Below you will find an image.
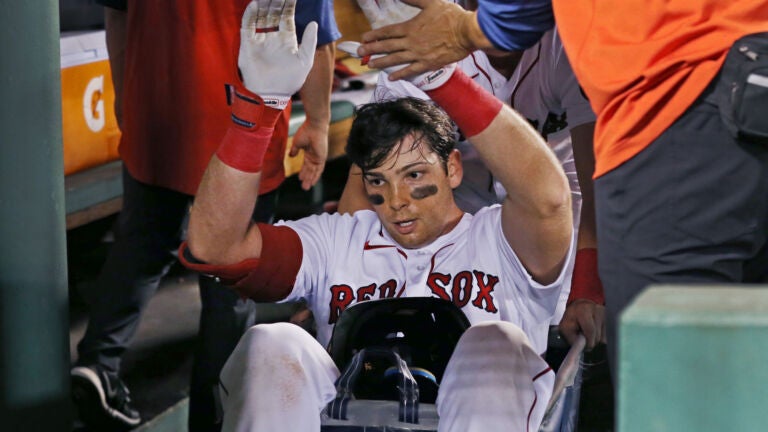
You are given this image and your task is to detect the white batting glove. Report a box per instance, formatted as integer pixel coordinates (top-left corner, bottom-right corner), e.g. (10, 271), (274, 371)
(344, 0), (456, 91)
(239, 0), (318, 109)
(358, 0), (421, 30)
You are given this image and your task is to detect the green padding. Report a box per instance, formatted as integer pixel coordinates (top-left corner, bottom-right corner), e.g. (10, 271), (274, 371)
(65, 160), (123, 214)
(289, 100), (356, 136)
(619, 286), (768, 432)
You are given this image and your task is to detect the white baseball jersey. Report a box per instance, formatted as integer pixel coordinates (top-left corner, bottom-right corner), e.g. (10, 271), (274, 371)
(375, 28), (594, 322)
(277, 205), (573, 355)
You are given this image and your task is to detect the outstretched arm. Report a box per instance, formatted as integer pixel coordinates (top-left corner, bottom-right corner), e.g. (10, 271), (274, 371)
(437, 81), (572, 284)
(356, 0), (552, 81)
(350, 0), (571, 283)
(186, 0), (317, 265)
(472, 104), (572, 285)
(420, 68), (572, 284)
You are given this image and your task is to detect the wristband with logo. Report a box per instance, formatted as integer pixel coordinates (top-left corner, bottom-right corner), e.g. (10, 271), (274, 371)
(215, 84), (288, 173)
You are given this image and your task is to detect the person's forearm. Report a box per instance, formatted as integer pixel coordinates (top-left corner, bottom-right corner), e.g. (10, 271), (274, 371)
(298, 42), (334, 131)
(188, 156), (265, 265)
(357, 0), (549, 80)
(291, 42), (335, 190)
(425, 70), (571, 282)
(425, 70), (569, 219)
(104, 7), (127, 127)
(572, 123), (598, 251)
(475, 107), (570, 222)
(464, 11), (496, 53)
(568, 122), (605, 305)
(186, 85), (287, 266)
(474, 106), (572, 283)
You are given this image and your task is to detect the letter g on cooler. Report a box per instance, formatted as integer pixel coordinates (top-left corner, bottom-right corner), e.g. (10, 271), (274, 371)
(83, 75), (105, 132)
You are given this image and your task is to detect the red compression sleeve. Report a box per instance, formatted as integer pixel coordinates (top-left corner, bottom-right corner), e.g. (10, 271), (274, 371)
(216, 84), (286, 173)
(567, 248), (605, 305)
(178, 224), (303, 302)
(425, 69), (504, 138)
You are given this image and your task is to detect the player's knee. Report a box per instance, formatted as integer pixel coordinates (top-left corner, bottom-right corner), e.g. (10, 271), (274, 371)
(459, 321), (528, 349)
(447, 322), (534, 375)
(240, 322), (308, 351)
(225, 323), (313, 389)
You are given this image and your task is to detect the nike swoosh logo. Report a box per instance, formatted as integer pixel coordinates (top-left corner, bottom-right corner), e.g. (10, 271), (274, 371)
(364, 241), (407, 259)
(364, 241), (394, 250)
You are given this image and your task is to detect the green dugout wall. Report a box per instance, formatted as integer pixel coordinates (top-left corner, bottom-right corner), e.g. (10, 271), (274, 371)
(0, 1), (71, 429)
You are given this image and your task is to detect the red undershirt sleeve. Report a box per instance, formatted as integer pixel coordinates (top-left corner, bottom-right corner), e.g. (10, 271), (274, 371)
(178, 224), (303, 302)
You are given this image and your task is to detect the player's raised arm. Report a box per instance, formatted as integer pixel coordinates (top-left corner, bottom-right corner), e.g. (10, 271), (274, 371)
(426, 69), (572, 284)
(356, 0), (553, 81)
(355, 0), (490, 81)
(351, 0), (571, 283)
(185, 0), (317, 266)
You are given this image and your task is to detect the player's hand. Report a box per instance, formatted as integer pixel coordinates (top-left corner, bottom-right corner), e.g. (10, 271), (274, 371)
(338, 40), (457, 91)
(290, 121), (328, 190)
(559, 299), (606, 351)
(355, 0), (475, 81)
(238, 0), (318, 108)
(340, 0), (459, 92)
(358, 0), (421, 30)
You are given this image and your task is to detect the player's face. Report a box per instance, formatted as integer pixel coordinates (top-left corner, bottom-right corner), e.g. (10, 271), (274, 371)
(362, 134), (464, 249)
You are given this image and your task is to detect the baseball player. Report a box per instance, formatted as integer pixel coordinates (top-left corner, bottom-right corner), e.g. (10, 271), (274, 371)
(338, 0), (602, 344)
(180, 0), (573, 430)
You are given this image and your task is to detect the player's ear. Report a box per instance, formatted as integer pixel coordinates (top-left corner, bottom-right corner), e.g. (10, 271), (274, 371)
(447, 149), (463, 189)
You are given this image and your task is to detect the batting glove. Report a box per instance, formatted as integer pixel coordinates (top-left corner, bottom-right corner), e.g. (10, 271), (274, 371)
(216, 0), (317, 173)
(338, 0), (456, 92)
(238, 0), (318, 109)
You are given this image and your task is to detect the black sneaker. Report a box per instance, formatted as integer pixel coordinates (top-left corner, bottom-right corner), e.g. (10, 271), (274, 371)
(71, 365), (141, 429)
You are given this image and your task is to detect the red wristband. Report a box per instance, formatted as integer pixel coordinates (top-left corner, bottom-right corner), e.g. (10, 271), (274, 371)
(215, 84), (285, 173)
(567, 248), (605, 305)
(425, 69), (504, 138)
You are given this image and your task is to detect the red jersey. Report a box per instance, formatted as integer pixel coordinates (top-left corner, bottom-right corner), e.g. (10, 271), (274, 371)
(553, 0), (768, 178)
(120, 1), (288, 195)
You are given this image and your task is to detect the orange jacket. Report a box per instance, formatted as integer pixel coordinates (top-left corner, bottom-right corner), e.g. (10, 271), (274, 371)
(554, 0), (768, 178)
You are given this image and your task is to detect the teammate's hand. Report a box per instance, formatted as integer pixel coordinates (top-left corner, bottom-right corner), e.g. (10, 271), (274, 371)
(338, 40), (457, 92)
(341, 0), (459, 91)
(290, 121), (328, 190)
(238, 0), (318, 108)
(559, 299), (606, 350)
(355, 0), (476, 81)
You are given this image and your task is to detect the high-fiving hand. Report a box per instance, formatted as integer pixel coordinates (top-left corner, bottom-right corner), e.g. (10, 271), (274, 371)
(238, 0), (317, 108)
(340, 0), (457, 91)
(355, 0), (476, 81)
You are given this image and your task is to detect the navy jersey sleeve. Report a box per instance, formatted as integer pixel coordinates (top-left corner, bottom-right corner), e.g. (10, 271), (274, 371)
(95, 0), (127, 10)
(296, 0), (341, 46)
(477, 0), (554, 51)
